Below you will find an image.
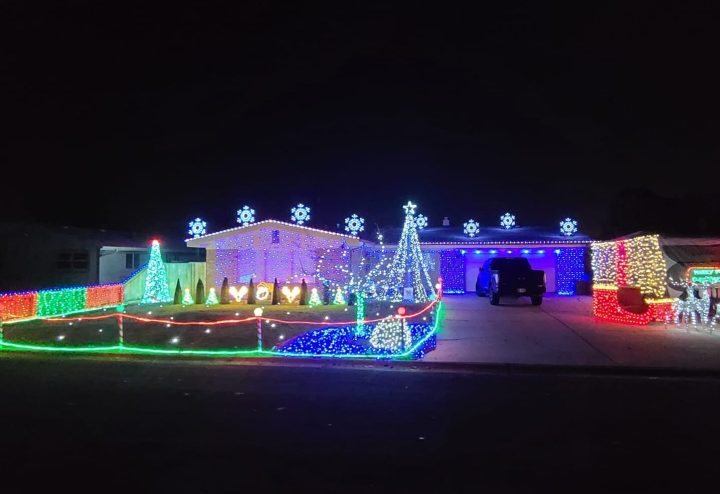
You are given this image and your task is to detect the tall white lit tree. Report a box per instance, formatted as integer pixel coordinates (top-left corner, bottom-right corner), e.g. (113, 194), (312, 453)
(141, 240), (172, 304)
(383, 202), (435, 302)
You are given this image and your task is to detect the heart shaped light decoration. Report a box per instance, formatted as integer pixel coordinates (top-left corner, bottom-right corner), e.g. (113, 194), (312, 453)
(282, 286), (301, 303)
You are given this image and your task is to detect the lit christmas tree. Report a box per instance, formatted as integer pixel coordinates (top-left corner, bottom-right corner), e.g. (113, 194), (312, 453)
(308, 287), (322, 306)
(333, 286), (346, 305)
(370, 315), (411, 352)
(141, 240), (172, 304)
(383, 202), (435, 302)
(181, 288), (194, 305)
(205, 287), (220, 305)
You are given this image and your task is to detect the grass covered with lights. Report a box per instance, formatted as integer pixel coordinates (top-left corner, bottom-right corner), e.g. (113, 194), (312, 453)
(1, 300), (434, 356)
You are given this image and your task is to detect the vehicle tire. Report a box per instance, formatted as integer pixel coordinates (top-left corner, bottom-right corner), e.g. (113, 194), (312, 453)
(490, 292), (500, 305)
(476, 287), (486, 297)
(531, 296), (542, 306)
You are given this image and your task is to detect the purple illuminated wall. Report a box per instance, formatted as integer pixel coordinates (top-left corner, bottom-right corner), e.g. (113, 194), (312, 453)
(439, 250), (466, 293)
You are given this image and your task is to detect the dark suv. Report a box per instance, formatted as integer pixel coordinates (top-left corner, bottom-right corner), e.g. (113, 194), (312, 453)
(476, 257), (546, 306)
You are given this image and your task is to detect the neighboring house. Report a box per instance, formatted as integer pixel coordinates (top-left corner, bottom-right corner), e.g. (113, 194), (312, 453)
(0, 222), (204, 292)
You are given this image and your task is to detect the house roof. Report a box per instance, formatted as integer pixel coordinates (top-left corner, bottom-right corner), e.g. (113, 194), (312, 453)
(185, 219), (366, 248)
(378, 226), (592, 246)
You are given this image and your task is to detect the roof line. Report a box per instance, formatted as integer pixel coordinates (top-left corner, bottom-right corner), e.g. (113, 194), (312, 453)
(185, 219), (364, 243)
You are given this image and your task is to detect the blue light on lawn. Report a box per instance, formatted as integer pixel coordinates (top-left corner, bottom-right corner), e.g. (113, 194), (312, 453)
(474, 250), (482, 254)
(507, 250), (513, 254)
(522, 249), (530, 254)
(489, 249), (497, 254)
(538, 250), (545, 254)
(460, 250), (467, 255)
(554, 249), (561, 254)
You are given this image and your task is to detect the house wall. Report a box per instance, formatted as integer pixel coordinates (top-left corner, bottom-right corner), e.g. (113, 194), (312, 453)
(123, 261), (206, 304)
(99, 249), (147, 284)
(434, 246), (588, 295)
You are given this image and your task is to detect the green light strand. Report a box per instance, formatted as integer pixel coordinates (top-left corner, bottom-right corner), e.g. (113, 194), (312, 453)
(0, 303), (443, 360)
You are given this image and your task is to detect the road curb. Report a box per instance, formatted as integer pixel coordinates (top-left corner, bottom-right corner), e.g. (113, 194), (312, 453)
(3, 350), (720, 379)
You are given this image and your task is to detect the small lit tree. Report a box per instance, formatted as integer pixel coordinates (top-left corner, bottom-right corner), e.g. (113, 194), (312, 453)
(141, 240), (172, 304)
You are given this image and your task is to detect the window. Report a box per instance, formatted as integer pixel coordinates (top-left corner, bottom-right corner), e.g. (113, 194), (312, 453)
(57, 251), (89, 271)
(271, 230), (280, 244)
(125, 252), (141, 269)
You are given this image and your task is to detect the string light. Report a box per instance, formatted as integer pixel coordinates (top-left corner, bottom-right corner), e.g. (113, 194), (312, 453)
(559, 218), (578, 236)
(281, 286), (301, 303)
(415, 214), (428, 230)
(309, 288), (322, 306)
(188, 218), (207, 238)
(333, 287), (346, 305)
(591, 234), (669, 324)
(369, 314), (412, 351)
(205, 288), (219, 305)
(291, 203), (311, 225)
(500, 212), (516, 229)
(344, 214), (365, 236)
(236, 206), (255, 226)
(463, 220), (480, 237)
(141, 240), (172, 304)
(181, 288), (194, 305)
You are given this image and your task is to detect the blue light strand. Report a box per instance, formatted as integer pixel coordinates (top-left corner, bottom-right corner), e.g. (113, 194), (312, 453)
(556, 248), (586, 295)
(439, 250), (465, 294)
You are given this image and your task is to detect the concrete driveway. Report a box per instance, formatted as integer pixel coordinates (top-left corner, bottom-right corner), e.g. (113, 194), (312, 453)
(428, 294), (720, 369)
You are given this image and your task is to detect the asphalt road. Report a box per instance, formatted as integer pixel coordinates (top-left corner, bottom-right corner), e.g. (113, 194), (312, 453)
(1, 355), (719, 493)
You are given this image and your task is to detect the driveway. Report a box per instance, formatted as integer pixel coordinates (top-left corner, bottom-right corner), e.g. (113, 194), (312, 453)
(428, 294), (720, 369)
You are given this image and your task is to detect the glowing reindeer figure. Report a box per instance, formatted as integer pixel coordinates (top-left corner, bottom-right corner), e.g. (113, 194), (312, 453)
(696, 285), (712, 326)
(672, 281), (700, 326)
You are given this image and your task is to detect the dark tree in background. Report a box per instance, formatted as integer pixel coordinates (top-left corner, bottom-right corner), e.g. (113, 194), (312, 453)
(247, 278), (256, 304)
(271, 278), (279, 305)
(220, 277), (230, 304)
(322, 281), (330, 305)
(299, 279), (308, 305)
(173, 279), (182, 305)
(195, 279), (205, 305)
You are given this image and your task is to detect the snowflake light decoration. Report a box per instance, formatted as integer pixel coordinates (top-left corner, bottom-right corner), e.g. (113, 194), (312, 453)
(237, 205), (255, 226)
(559, 217), (578, 236)
(187, 218), (207, 238)
(291, 203), (311, 225)
(344, 214), (365, 236)
(500, 212), (516, 229)
(463, 219), (480, 237)
(415, 214), (428, 230)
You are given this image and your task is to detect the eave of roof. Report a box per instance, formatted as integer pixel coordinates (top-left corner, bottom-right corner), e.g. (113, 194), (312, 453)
(185, 219), (367, 247)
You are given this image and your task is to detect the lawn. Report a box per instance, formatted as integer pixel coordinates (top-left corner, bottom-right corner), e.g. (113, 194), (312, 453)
(1, 300), (432, 352)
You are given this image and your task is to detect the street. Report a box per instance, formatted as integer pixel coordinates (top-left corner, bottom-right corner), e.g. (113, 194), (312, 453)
(1, 354), (719, 493)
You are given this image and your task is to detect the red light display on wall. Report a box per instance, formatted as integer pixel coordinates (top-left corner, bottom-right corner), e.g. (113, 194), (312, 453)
(0, 292), (38, 322)
(85, 284), (124, 309)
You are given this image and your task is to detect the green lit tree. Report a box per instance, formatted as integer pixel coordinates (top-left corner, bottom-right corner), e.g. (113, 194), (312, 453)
(141, 240), (172, 304)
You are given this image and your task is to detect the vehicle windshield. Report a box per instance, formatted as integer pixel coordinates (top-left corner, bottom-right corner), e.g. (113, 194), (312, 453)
(491, 258), (532, 271)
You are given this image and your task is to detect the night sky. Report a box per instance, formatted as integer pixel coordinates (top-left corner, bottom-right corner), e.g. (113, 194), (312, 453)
(3, 2), (719, 239)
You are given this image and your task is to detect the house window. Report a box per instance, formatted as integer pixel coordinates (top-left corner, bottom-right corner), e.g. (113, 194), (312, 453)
(57, 251), (89, 271)
(272, 230), (280, 244)
(125, 252), (142, 269)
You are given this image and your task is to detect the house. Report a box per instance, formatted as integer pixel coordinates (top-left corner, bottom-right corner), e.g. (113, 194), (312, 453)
(381, 225), (591, 295)
(0, 222), (204, 292)
(185, 220), (367, 290)
(185, 218), (591, 296)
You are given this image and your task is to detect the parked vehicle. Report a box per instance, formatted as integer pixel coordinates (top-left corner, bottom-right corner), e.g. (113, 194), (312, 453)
(476, 257), (546, 306)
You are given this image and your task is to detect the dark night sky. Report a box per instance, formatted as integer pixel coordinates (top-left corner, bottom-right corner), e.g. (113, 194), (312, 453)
(2, 1), (719, 239)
